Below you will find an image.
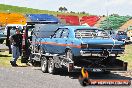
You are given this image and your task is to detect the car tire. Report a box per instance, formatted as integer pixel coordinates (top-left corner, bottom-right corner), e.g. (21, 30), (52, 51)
(41, 56), (48, 73)
(0, 40), (4, 44)
(48, 57), (56, 74)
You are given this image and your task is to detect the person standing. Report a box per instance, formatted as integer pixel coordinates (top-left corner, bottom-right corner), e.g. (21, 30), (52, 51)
(9, 28), (22, 66)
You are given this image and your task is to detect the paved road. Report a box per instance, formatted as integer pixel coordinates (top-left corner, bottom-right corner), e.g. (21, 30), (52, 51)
(0, 67), (132, 88)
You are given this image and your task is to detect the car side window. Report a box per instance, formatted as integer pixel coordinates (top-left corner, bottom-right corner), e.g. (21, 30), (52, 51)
(54, 29), (63, 38)
(61, 29), (69, 38)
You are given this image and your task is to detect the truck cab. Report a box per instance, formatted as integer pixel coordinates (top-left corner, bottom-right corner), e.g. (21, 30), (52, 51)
(5, 24), (26, 54)
(21, 14), (60, 63)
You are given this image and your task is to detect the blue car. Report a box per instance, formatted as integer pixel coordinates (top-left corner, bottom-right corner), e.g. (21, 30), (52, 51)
(32, 25), (125, 58)
(115, 31), (128, 43)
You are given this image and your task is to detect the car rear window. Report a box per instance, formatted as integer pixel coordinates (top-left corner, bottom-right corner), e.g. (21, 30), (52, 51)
(75, 29), (94, 38)
(75, 29), (109, 38)
(118, 31), (127, 35)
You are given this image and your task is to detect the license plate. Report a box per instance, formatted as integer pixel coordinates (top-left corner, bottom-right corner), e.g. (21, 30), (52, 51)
(92, 69), (102, 72)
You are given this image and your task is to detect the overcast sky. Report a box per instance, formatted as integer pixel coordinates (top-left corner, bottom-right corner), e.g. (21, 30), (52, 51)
(0, 0), (132, 16)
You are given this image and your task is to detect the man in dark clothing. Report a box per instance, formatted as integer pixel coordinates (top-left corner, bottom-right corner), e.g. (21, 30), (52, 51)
(9, 28), (22, 66)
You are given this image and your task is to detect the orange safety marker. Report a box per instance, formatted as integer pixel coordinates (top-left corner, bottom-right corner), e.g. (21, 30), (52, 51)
(78, 67), (131, 86)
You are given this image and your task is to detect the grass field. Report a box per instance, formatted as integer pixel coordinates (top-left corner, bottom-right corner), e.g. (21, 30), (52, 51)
(0, 51), (11, 67)
(0, 44), (132, 70)
(119, 44), (132, 69)
(0, 51), (26, 67)
(0, 4), (88, 17)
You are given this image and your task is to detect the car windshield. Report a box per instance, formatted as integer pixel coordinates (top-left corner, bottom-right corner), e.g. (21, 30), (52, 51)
(117, 31), (127, 35)
(8, 26), (18, 35)
(75, 29), (109, 38)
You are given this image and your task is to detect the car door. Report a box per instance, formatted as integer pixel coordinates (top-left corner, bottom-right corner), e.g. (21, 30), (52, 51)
(50, 28), (63, 53)
(58, 28), (69, 54)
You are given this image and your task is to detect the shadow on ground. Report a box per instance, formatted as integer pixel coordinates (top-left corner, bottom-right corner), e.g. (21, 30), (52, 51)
(32, 67), (132, 80)
(0, 54), (11, 57)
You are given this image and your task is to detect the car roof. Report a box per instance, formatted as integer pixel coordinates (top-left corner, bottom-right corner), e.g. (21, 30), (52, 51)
(59, 25), (100, 30)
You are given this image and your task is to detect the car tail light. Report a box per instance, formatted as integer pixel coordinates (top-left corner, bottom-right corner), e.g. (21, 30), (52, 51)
(81, 43), (88, 49)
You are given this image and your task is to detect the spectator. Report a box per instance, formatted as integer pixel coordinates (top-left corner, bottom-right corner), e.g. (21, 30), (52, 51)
(9, 28), (22, 66)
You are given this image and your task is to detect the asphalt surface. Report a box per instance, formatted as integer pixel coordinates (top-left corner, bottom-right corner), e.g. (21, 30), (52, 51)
(0, 67), (132, 88)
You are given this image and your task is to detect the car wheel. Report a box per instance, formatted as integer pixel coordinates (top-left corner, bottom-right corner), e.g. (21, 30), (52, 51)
(41, 56), (48, 73)
(48, 57), (56, 74)
(0, 40), (4, 44)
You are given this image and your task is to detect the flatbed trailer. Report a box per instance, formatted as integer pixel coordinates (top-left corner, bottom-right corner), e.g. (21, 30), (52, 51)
(20, 15), (127, 74)
(28, 46), (127, 74)
(22, 32), (127, 74)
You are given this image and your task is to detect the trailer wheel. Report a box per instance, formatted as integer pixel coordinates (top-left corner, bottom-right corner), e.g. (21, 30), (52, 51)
(30, 54), (40, 67)
(65, 49), (73, 60)
(41, 56), (48, 73)
(30, 60), (38, 66)
(48, 57), (56, 74)
(0, 39), (4, 44)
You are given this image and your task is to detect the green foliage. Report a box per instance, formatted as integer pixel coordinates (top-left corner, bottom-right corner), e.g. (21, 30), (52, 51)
(127, 26), (132, 30)
(100, 15), (131, 30)
(0, 51), (26, 67)
(119, 45), (132, 69)
(59, 7), (68, 12)
(0, 51), (12, 67)
(0, 4), (88, 17)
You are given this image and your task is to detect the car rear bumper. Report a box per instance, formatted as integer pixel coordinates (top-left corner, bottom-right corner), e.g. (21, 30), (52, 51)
(80, 49), (124, 56)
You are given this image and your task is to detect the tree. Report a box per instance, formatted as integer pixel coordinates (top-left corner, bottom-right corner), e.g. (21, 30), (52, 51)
(59, 7), (64, 12)
(81, 11), (86, 14)
(110, 14), (119, 16)
(70, 11), (75, 13)
(63, 7), (68, 12)
(59, 7), (68, 12)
